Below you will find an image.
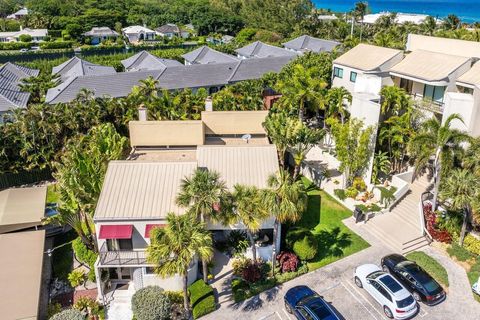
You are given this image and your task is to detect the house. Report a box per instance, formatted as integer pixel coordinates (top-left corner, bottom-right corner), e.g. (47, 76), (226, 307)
(121, 50), (182, 71)
(235, 41), (297, 59)
(0, 62), (39, 115)
(283, 35), (339, 54)
(52, 57), (116, 82)
(83, 27), (119, 45)
(0, 230), (46, 320)
(181, 46), (238, 65)
(0, 28), (48, 42)
(362, 12), (433, 25)
(122, 26), (156, 43)
(45, 52), (294, 103)
(6, 7), (28, 20)
(94, 110), (278, 304)
(317, 14), (338, 21)
(155, 24), (190, 39)
(206, 35), (234, 45)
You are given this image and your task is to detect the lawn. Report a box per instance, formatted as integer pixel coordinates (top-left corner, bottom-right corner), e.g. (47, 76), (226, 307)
(405, 251), (449, 287)
(294, 179), (370, 271)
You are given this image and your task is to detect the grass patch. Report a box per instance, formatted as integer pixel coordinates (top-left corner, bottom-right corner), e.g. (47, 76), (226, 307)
(294, 179), (370, 270)
(405, 251), (449, 287)
(447, 243), (475, 262)
(47, 184), (61, 203)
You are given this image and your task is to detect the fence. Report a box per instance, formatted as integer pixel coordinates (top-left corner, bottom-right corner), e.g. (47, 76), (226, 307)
(0, 169), (52, 190)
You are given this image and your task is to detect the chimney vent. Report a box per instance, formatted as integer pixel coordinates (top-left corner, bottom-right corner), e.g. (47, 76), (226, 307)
(205, 96), (213, 112)
(138, 104), (147, 121)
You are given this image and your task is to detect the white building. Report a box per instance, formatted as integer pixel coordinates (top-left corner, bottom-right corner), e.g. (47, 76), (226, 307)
(362, 12), (433, 25)
(122, 26), (156, 43)
(6, 8), (28, 20)
(0, 28), (48, 42)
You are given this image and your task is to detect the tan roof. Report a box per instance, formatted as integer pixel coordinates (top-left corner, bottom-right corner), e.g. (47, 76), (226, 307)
(129, 120), (204, 148)
(390, 50), (471, 84)
(201, 111), (268, 135)
(457, 62), (480, 87)
(407, 34), (480, 59)
(333, 44), (402, 72)
(0, 230), (45, 320)
(94, 161), (197, 220)
(197, 145), (279, 189)
(0, 187), (46, 234)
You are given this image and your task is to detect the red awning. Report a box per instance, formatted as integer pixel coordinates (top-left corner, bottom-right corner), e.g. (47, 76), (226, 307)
(145, 224), (166, 238)
(99, 225), (133, 239)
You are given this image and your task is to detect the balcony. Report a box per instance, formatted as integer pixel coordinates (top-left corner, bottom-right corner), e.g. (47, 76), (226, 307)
(410, 93), (444, 114)
(99, 242), (148, 266)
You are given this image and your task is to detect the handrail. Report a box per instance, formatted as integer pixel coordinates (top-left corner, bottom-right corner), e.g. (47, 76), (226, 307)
(99, 242), (147, 265)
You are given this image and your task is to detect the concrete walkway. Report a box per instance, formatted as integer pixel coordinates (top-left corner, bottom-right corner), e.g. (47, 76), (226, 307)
(211, 250), (235, 304)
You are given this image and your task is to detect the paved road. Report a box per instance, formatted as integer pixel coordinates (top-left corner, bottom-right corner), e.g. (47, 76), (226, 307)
(204, 219), (480, 320)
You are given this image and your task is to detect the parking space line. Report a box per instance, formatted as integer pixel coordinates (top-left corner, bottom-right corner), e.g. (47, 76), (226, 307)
(341, 279), (383, 320)
(282, 308), (292, 320)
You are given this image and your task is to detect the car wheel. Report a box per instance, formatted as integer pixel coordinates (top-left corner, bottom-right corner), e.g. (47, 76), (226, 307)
(354, 276), (363, 288)
(413, 291), (422, 301)
(285, 301), (293, 314)
(382, 264), (389, 273)
(384, 306), (394, 319)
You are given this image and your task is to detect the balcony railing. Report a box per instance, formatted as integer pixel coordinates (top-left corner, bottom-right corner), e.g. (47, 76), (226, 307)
(99, 242), (148, 266)
(410, 93), (444, 114)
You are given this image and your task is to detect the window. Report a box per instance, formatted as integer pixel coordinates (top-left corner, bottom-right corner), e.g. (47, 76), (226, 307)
(144, 267), (156, 275)
(377, 286), (393, 302)
(399, 78), (413, 93)
(296, 307), (314, 320)
(106, 238), (133, 251)
(350, 71), (357, 83)
(423, 85), (446, 103)
(333, 67), (343, 79)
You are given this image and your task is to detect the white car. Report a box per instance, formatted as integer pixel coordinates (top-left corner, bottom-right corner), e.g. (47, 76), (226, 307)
(354, 264), (418, 319)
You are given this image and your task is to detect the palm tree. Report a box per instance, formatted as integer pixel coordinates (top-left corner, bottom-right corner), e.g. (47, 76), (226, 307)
(231, 185), (270, 261)
(408, 114), (469, 210)
(326, 87), (352, 124)
(421, 16), (437, 35)
(463, 137), (480, 177)
(264, 169), (307, 274)
(440, 169), (480, 246)
(176, 168), (227, 282)
(289, 126), (325, 180)
(443, 14), (461, 30)
(380, 86), (410, 115)
(372, 151), (391, 184)
(147, 212), (213, 317)
(275, 64), (327, 120)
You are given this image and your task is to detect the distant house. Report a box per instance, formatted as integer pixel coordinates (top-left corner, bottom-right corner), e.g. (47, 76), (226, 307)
(52, 57), (116, 82)
(0, 62), (39, 115)
(6, 7), (28, 20)
(83, 27), (119, 45)
(362, 12), (433, 25)
(0, 28), (48, 43)
(182, 46), (238, 65)
(122, 26), (156, 43)
(121, 50), (182, 71)
(283, 35), (340, 54)
(206, 35), (234, 45)
(235, 41), (297, 59)
(317, 14), (338, 21)
(155, 24), (190, 39)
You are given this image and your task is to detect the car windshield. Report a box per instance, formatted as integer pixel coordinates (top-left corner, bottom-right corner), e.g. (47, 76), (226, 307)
(306, 299), (334, 319)
(367, 271), (384, 280)
(403, 263), (441, 292)
(396, 295), (415, 308)
(379, 275), (403, 293)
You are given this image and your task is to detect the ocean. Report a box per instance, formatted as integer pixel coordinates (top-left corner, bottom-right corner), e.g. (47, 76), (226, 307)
(313, 0), (480, 23)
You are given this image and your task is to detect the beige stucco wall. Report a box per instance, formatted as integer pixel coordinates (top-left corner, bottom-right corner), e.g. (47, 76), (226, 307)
(129, 121), (204, 147)
(201, 111), (268, 135)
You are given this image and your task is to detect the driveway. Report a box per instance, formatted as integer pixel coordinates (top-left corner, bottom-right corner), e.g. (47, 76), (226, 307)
(203, 219), (480, 320)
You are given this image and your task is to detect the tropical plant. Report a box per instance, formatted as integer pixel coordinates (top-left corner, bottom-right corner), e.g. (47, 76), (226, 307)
(73, 297), (102, 319)
(230, 185), (270, 261)
(379, 86), (411, 116)
(408, 113), (469, 209)
(263, 169), (307, 274)
(326, 87), (352, 124)
(131, 286), (172, 320)
(147, 212), (213, 317)
(176, 168), (227, 282)
(68, 269), (86, 288)
(440, 169), (480, 246)
(289, 125), (325, 180)
(20, 73), (59, 103)
(463, 137), (480, 177)
(443, 14), (461, 30)
(276, 251), (300, 273)
(372, 151), (391, 184)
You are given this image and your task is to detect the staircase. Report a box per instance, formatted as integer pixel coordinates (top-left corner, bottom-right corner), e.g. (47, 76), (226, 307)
(361, 175), (431, 254)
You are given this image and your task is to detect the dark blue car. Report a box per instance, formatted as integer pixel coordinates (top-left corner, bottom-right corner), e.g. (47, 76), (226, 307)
(284, 286), (341, 320)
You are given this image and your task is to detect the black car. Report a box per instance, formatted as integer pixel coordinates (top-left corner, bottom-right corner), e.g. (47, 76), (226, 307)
(381, 254), (445, 305)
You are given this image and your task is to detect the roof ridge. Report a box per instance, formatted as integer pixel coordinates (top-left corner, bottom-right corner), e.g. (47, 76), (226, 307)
(47, 76), (79, 103)
(227, 59), (243, 82)
(301, 35), (309, 49)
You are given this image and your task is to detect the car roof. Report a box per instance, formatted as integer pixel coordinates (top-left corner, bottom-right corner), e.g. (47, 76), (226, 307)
(303, 296), (339, 320)
(285, 285), (316, 306)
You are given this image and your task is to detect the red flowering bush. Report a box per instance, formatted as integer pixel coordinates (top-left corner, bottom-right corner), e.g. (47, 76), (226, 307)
(241, 262), (263, 283)
(277, 252), (299, 273)
(423, 203), (452, 243)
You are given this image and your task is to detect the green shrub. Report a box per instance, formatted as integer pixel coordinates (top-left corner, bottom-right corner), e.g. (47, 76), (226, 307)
(72, 237), (98, 281)
(232, 256), (251, 276)
(0, 42), (31, 50)
(192, 295), (216, 319)
(19, 34), (32, 42)
(464, 234), (480, 256)
(131, 286), (171, 320)
(231, 278), (248, 291)
(226, 230), (249, 254)
(345, 187), (359, 199)
(292, 233), (318, 261)
(40, 41), (75, 49)
(275, 264), (308, 283)
(163, 291), (183, 304)
(49, 309), (85, 320)
(447, 243), (475, 262)
(334, 188), (346, 200)
(352, 177), (366, 191)
(68, 269), (86, 287)
(47, 302), (62, 318)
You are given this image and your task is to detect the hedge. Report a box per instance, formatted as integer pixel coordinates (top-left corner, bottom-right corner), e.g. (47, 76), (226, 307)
(49, 309), (85, 320)
(188, 280), (216, 319)
(0, 42), (31, 50)
(40, 41), (75, 49)
(131, 286), (171, 320)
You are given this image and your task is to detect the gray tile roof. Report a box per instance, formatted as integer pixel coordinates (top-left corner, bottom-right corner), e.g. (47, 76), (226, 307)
(45, 70), (162, 104)
(0, 62), (39, 111)
(283, 35), (340, 53)
(182, 46), (238, 64)
(228, 56), (295, 82)
(52, 57), (116, 81)
(121, 51), (182, 71)
(155, 24), (182, 34)
(83, 27), (119, 37)
(235, 41), (297, 58)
